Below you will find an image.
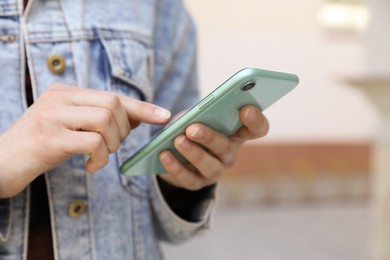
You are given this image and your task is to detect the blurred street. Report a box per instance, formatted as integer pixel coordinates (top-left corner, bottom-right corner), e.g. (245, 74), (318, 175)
(162, 203), (370, 260)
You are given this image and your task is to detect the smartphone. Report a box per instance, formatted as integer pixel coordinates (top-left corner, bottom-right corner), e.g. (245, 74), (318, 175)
(120, 67), (299, 176)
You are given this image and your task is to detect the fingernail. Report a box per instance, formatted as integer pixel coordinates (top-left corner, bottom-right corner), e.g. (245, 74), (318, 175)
(155, 107), (171, 120)
(179, 136), (192, 150)
(191, 126), (204, 139)
(245, 108), (257, 121)
(161, 152), (173, 165)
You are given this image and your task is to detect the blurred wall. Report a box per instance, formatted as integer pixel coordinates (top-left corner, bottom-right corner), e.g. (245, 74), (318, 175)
(185, 0), (379, 143)
(366, 0), (390, 74)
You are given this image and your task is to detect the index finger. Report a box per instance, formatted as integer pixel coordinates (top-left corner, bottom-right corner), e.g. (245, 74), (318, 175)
(118, 95), (171, 125)
(51, 84), (171, 126)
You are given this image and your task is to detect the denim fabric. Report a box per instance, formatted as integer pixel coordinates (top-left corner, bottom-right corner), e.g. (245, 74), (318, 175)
(0, 0), (215, 259)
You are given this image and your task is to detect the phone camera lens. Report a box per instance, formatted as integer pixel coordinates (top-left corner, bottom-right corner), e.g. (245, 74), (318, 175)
(242, 82), (256, 91)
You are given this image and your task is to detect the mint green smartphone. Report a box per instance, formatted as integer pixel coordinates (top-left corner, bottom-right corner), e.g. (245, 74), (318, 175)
(120, 68), (299, 176)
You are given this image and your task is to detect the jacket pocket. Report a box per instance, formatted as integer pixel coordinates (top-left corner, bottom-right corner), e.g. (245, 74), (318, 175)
(116, 123), (152, 200)
(101, 38), (154, 102)
(101, 37), (154, 199)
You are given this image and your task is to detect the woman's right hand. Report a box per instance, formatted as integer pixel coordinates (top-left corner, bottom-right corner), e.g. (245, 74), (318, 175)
(0, 83), (171, 198)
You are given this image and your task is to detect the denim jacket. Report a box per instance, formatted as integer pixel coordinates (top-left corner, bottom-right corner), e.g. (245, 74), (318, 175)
(0, 0), (215, 259)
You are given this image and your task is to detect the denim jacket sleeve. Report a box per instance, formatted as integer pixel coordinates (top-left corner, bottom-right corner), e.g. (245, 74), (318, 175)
(150, 177), (216, 243)
(149, 2), (216, 243)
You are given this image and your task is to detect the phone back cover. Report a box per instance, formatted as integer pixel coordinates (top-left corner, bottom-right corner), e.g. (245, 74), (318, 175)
(120, 68), (299, 176)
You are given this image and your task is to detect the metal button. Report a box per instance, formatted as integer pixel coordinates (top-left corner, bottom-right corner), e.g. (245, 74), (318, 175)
(0, 34), (16, 43)
(47, 54), (66, 74)
(68, 199), (86, 218)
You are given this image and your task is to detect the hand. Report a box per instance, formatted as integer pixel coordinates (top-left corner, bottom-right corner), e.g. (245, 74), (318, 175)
(0, 83), (171, 198)
(158, 105), (269, 191)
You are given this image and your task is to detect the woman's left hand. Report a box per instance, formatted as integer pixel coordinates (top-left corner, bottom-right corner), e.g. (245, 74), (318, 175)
(158, 105), (269, 191)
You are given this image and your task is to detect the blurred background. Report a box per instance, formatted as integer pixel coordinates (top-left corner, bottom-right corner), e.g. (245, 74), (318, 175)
(162, 0), (390, 259)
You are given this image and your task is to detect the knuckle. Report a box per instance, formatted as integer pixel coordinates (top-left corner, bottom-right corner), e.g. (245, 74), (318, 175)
(40, 84), (69, 103)
(48, 82), (66, 90)
(104, 93), (121, 110)
(98, 155), (109, 168)
(225, 159), (235, 168)
(139, 101), (150, 111)
(89, 134), (105, 151)
(109, 139), (121, 153)
(219, 140), (232, 155)
(203, 128), (215, 143)
(90, 155), (108, 172)
(122, 123), (131, 139)
(97, 109), (114, 126)
(166, 160), (182, 176)
(119, 121), (131, 140)
(170, 167), (181, 177)
(136, 101), (147, 113)
(191, 149), (205, 165)
(208, 162), (224, 180)
(223, 154), (236, 168)
(40, 89), (57, 102)
(195, 125), (214, 145)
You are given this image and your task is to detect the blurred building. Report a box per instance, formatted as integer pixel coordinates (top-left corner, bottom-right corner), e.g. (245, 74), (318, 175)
(221, 142), (370, 206)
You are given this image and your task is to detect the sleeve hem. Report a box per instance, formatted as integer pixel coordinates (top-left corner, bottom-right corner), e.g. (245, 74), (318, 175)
(150, 175), (216, 241)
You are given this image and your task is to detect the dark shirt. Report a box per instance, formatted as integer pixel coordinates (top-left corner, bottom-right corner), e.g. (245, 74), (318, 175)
(24, 0), (54, 259)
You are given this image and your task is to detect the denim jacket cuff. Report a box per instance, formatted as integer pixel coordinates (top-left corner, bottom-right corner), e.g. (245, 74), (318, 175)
(150, 175), (217, 243)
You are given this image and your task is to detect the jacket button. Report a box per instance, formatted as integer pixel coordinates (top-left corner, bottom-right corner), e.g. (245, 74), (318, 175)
(47, 54), (66, 74)
(0, 34), (16, 43)
(68, 199), (87, 218)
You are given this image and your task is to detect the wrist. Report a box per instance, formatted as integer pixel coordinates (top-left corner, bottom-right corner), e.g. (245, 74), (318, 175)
(0, 134), (36, 198)
(157, 176), (216, 222)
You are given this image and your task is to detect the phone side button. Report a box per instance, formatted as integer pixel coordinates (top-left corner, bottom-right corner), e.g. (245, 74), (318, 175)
(198, 95), (215, 110)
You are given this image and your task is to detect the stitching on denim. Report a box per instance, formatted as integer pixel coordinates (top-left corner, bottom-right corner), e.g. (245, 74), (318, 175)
(119, 176), (148, 200)
(0, 10), (18, 15)
(22, 6), (39, 103)
(45, 173), (60, 260)
(20, 18), (28, 111)
(85, 170), (95, 260)
(22, 190), (29, 260)
(156, 14), (191, 90)
(0, 3), (17, 12)
(57, 0), (79, 88)
(100, 38), (153, 101)
(133, 196), (145, 260)
(57, 0), (70, 34)
(105, 55), (149, 201)
(27, 29), (152, 47)
(80, 0), (85, 31)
